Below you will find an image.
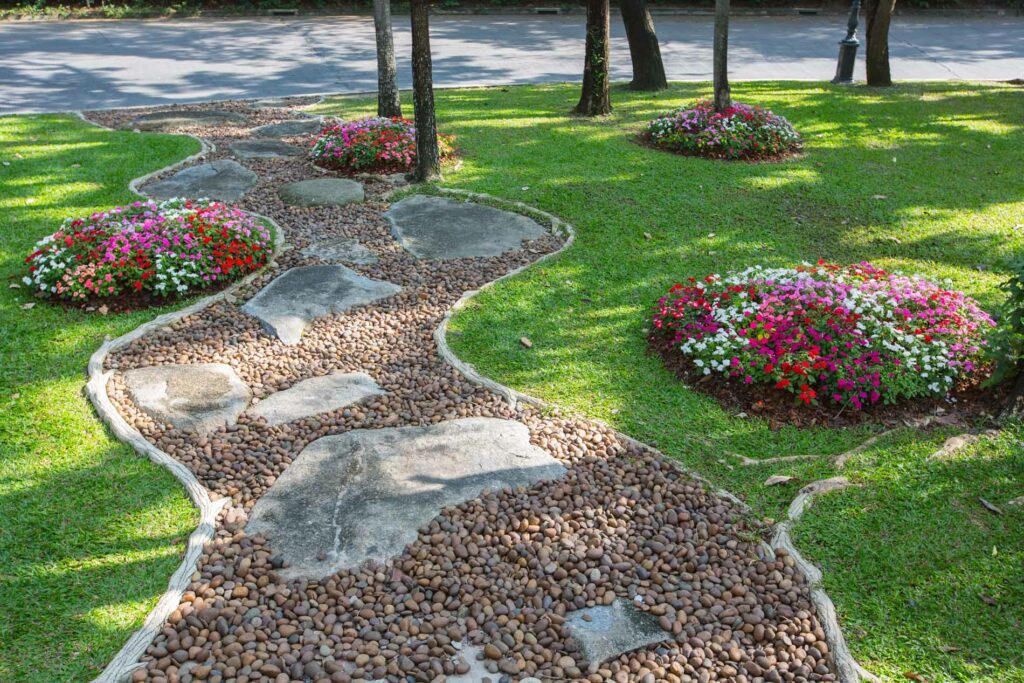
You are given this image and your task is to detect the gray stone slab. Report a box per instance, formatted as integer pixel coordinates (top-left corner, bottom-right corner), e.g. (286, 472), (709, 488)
(253, 118), (322, 137)
(278, 178), (364, 207)
(123, 363), (251, 435)
(245, 371), (384, 426)
(248, 98), (315, 112)
(565, 600), (669, 667)
(229, 139), (303, 159)
(385, 194), (547, 260)
(241, 265), (401, 345)
(128, 109), (247, 131)
(140, 159), (257, 202)
(301, 237), (378, 266)
(246, 417), (566, 578)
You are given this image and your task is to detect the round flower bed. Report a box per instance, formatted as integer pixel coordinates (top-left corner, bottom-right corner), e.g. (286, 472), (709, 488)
(310, 117), (455, 174)
(651, 262), (995, 417)
(643, 101), (801, 161)
(23, 199), (270, 305)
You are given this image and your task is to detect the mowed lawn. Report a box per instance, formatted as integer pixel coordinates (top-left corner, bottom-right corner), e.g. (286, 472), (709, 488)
(317, 82), (1024, 682)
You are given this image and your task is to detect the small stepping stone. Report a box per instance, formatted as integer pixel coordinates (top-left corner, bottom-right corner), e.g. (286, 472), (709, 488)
(229, 139), (303, 160)
(253, 119), (322, 138)
(245, 372), (384, 426)
(123, 363), (251, 435)
(140, 159), (257, 202)
(301, 237), (378, 265)
(385, 194), (547, 260)
(128, 109), (247, 131)
(278, 178), (364, 207)
(241, 265), (401, 345)
(248, 98), (314, 112)
(246, 417), (566, 578)
(564, 600), (669, 666)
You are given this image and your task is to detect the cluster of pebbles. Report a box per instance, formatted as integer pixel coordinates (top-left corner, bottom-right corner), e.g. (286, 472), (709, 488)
(90, 101), (836, 683)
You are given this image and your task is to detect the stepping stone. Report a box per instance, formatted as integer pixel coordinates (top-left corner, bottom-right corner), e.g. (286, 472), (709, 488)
(245, 372), (384, 426)
(128, 109), (247, 131)
(140, 160), (257, 202)
(385, 194), (547, 260)
(123, 363), (251, 435)
(301, 237), (378, 265)
(564, 600), (669, 667)
(241, 265), (400, 345)
(246, 417), (566, 578)
(278, 178), (364, 207)
(253, 119), (322, 138)
(229, 139), (304, 160)
(248, 98), (314, 112)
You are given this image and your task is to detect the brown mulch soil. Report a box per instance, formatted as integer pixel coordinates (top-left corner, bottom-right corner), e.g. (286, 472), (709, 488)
(633, 132), (804, 164)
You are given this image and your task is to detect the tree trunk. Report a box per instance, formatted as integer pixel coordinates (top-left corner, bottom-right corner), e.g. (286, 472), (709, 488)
(373, 0), (402, 117)
(410, 0), (441, 182)
(713, 0), (731, 112)
(1000, 371), (1024, 422)
(621, 0), (667, 91)
(864, 0), (897, 86)
(574, 0), (612, 116)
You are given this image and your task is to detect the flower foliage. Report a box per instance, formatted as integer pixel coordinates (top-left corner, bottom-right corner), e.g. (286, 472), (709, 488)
(645, 101), (801, 160)
(310, 117), (454, 173)
(24, 199), (270, 301)
(652, 262), (995, 409)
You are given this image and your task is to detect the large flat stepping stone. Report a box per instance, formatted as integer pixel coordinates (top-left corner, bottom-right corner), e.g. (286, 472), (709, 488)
(278, 178), (364, 207)
(253, 119), (322, 137)
(301, 237), (378, 265)
(246, 417), (566, 579)
(140, 160), (257, 202)
(229, 139), (303, 160)
(245, 372), (384, 426)
(241, 265), (400, 345)
(565, 600), (669, 667)
(123, 363), (251, 435)
(129, 109), (247, 131)
(385, 194), (547, 260)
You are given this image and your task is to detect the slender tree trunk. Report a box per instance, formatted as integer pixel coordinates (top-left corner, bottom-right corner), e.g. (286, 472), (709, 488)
(621, 0), (667, 91)
(574, 0), (612, 116)
(864, 0), (897, 86)
(713, 0), (731, 112)
(410, 0), (440, 182)
(373, 0), (402, 117)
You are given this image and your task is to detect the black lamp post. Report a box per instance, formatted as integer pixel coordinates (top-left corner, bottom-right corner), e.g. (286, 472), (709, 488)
(831, 0), (862, 84)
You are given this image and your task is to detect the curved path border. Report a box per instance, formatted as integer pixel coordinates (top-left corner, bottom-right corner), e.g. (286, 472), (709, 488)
(73, 109), (874, 683)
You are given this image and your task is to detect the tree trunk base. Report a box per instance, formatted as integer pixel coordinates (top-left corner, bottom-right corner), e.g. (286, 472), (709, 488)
(999, 371), (1024, 422)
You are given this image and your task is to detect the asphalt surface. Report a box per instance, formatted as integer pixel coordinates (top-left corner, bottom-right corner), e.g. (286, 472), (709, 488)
(0, 14), (1021, 114)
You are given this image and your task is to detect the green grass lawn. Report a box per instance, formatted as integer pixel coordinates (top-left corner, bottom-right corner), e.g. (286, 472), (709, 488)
(0, 114), (199, 682)
(316, 82), (1024, 682)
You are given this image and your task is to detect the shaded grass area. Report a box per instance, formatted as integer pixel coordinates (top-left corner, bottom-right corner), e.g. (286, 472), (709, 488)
(0, 114), (199, 682)
(316, 82), (1024, 682)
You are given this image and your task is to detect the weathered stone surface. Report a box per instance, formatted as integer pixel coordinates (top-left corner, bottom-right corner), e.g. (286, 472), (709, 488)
(245, 372), (384, 426)
(229, 139), (303, 159)
(278, 178), (364, 207)
(128, 109), (247, 131)
(140, 160), (257, 202)
(248, 98), (315, 112)
(253, 118), (322, 137)
(385, 194), (547, 260)
(123, 363), (251, 435)
(301, 237), (378, 265)
(241, 265), (401, 345)
(246, 418), (566, 578)
(564, 600), (668, 666)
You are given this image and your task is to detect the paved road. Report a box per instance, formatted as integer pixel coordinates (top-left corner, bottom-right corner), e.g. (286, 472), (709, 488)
(0, 15), (1021, 114)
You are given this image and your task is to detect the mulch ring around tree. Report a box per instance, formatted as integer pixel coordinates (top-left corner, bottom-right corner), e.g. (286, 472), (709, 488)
(90, 100), (839, 682)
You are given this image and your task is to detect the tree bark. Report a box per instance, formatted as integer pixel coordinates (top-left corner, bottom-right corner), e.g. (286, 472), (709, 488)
(574, 0), (612, 116)
(713, 0), (731, 112)
(410, 0), (441, 182)
(620, 0), (667, 91)
(864, 0), (897, 86)
(373, 0), (402, 117)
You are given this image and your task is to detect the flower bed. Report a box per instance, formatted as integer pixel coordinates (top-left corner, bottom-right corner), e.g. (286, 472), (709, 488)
(643, 101), (801, 161)
(310, 117), (455, 174)
(24, 199), (270, 305)
(651, 262), (995, 414)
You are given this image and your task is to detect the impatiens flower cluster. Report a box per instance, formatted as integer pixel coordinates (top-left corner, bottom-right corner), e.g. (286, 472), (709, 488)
(310, 117), (454, 174)
(652, 262), (995, 409)
(645, 101), (801, 160)
(24, 199), (270, 302)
